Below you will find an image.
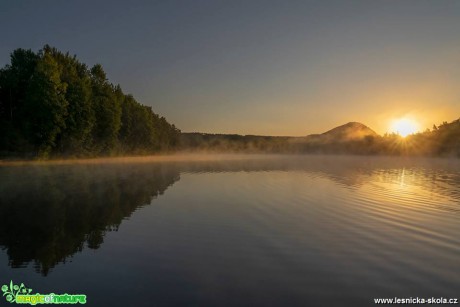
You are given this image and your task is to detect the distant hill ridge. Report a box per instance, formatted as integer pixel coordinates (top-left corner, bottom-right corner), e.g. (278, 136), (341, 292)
(312, 122), (378, 141)
(305, 122), (377, 143)
(177, 119), (460, 156)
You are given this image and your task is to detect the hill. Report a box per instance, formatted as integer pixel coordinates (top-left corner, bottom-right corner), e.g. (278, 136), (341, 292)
(307, 122), (378, 142)
(179, 122), (380, 153)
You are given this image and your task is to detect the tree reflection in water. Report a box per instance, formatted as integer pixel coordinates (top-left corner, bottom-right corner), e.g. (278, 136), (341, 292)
(0, 162), (180, 275)
(1, 155), (459, 276)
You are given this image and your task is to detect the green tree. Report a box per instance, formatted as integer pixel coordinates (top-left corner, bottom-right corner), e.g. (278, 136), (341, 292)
(0, 49), (39, 152)
(0, 45), (180, 158)
(24, 50), (68, 157)
(90, 64), (121, 155)
(43, 46), (94, 155)
(119, 94), (155, 153)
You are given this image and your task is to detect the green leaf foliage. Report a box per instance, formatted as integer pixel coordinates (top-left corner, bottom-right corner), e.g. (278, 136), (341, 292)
(0, 45), (180, 158)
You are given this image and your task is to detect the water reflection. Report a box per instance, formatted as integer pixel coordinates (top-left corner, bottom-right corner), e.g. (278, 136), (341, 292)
(0, 155), (459, 281)
(0, 163), (180, 275)
(176, 155), (460, 207)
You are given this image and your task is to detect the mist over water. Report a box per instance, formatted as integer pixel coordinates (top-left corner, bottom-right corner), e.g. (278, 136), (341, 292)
(0, 155), (459, 306)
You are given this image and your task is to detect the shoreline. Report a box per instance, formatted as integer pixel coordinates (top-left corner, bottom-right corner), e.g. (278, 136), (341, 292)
(0, 152), (457, 167)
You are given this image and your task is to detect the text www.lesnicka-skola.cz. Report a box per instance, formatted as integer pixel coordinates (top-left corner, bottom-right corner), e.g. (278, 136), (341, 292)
(374, 297), (458, 305)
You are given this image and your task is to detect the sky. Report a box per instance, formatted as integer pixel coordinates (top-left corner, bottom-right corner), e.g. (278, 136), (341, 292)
(1, 0), (459, 136)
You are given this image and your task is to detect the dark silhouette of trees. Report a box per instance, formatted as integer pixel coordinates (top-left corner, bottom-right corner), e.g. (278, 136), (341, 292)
(422, 119), (460, 156)
(1, 46), (458, 158)
(180, 119), (460, 157)
(0, 45), (180, 158)
(0, 163), (180, 275)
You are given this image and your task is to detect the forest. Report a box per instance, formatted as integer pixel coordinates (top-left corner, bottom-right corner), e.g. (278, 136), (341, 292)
(0, 45), (180, 158)
(1, 46), (459, 159)
(181, 120), (460, 157)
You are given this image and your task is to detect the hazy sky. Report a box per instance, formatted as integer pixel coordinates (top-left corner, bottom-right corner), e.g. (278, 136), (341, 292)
(1, 1), (459, 136)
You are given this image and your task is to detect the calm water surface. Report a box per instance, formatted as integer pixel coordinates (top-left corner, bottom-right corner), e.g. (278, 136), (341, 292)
(0, 155), (459, 306)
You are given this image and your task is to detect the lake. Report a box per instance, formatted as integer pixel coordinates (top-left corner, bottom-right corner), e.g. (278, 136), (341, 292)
(0, 155), (459, 306)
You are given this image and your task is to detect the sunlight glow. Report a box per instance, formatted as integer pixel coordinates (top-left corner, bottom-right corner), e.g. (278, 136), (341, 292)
(390, 118), (419, 137)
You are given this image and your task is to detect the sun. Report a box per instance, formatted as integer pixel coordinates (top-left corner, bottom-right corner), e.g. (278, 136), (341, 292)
(390, 118), (419, 137)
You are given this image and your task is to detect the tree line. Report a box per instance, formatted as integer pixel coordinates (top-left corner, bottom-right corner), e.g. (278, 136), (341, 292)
(0, 45), (180, 158)
(1, 45), (458, 159)
(180, 119), (460, 157)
